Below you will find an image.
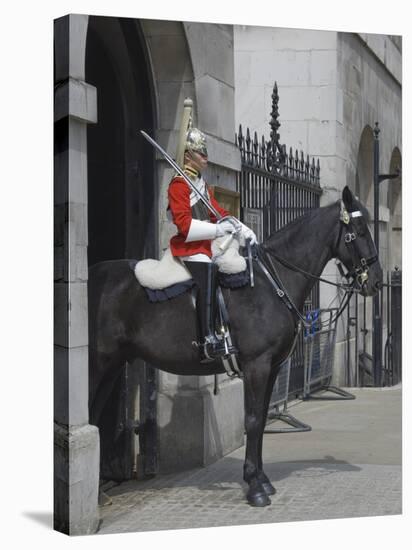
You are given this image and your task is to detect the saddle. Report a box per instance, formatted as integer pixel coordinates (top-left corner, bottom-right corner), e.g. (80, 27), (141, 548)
(134, 238), (247, 377)
(134, 237), (247, 295)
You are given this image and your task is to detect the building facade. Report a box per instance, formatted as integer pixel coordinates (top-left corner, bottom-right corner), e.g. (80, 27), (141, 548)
(234, 27), (402, 384)
(54, 15), (401, 534)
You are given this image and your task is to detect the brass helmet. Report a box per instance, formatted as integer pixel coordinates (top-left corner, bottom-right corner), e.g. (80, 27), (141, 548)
(175, 98), (208, 167)
(185, 127), (208, 157)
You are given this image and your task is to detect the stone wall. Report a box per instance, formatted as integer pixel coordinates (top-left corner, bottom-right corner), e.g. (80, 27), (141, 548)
(337, 32), (402, 377)
(234, 26), (402, 386)
(234, 26), (339, 197)
(142, 20), (241, 253)
(338, 31), (402, 271)
(54, 14), (100, 535)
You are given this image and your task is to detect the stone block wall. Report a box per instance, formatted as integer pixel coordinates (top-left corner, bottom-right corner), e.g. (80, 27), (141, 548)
(234, 25), (339, 197)
(54, 14), (100, 536)
(338, 32), (402, 268)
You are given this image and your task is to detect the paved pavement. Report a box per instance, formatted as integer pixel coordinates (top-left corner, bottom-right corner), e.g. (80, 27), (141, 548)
(97, 386), (402, 535)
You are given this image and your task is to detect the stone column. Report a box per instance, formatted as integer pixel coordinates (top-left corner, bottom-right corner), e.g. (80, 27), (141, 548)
(54, 14), (100, 535)
(141, 20), (245, 472)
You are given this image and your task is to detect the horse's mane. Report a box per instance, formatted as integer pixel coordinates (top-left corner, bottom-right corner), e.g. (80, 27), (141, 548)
(270, 207), (323, 236)
(264, 197), (371, 247)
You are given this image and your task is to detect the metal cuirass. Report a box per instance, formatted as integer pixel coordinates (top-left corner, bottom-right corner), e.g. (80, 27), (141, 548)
(191, 195), (210, 221)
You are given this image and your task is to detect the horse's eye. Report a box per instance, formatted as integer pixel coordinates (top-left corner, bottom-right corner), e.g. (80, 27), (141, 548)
(354, 221), (367, 236)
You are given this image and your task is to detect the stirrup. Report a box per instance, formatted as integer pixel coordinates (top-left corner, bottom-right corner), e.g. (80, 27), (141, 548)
(197, 336), (238, 364)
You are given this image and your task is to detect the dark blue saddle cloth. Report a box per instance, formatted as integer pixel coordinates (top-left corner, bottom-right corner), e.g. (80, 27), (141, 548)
(142, 270), (250, 303)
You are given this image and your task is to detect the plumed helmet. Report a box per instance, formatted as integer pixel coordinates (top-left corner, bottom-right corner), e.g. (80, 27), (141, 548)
(186, 128), (208, 157)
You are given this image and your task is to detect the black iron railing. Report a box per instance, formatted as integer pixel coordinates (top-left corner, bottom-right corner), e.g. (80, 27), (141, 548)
(236, 82), (322, 396)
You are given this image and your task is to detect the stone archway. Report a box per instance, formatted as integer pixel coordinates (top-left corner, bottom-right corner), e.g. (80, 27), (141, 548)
(85, 16), (157, 482)
(355, 126), (374, 210)
(139, 19), (196, 252)
(86, 16), (157, 266)
(354, 125), (376, 367)
(387, 148), (402, 270)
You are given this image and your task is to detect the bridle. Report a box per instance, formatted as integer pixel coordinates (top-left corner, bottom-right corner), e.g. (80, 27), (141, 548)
(335, 200), (379, 288)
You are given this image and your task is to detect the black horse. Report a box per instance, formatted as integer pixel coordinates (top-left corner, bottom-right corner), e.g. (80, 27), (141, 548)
(88, 186), (382, 506)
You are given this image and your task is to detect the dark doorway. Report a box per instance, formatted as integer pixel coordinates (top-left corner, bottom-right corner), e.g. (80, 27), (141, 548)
(86, 16), (156, 266)
(86, 16), (157, 481)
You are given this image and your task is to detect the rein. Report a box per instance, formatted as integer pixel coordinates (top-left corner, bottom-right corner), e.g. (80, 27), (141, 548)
(254, 246), (351, 329)
(263, 249), (353, 290)
(251, 201), (377, 329)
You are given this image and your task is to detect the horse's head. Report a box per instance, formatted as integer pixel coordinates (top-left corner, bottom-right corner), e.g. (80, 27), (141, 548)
(333, 186), (383, 297)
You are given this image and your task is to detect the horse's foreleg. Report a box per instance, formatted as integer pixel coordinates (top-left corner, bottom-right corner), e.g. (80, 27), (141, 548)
(243, 352), (274, 507)
(255, 362), (281, 496)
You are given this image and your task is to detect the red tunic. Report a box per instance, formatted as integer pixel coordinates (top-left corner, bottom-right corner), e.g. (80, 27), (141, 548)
(168, 176), (229, 258)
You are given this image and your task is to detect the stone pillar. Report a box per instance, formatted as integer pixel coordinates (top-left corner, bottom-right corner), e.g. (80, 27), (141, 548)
(157, 374), (244, 473)
(141, 20), (245, 471)
(54, 14), (100, 536)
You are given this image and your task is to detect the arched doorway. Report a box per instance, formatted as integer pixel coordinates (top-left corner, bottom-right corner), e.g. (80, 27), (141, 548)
(387, 148), (402, 270)
(86, 16), (157, 481)
(86, 16), (156, 266)
(354, 126), (375, 373)
(355, 126), (374, 209)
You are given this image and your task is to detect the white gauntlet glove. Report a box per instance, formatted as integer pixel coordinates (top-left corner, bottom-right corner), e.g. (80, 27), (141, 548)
(215, 217), (257, 245)
(185, 219), (218, 242)
(216, 220), (238, 237)
(239, 222), (257, 245)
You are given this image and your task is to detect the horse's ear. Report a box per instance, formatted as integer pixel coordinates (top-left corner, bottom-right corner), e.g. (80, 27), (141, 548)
(342, 186), (354, 208)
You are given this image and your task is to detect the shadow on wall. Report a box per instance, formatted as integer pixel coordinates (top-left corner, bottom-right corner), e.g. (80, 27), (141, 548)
(157, 375), (226, 474)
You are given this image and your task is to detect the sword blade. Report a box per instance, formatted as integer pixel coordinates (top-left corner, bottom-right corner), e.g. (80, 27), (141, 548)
(140, 130), (222, 220)
(247, 240), (254, 287)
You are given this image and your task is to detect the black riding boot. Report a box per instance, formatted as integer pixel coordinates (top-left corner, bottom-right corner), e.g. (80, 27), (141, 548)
(184, 261), (238, 363)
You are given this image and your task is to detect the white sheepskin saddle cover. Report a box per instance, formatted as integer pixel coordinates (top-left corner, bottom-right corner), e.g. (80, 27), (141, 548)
(135, 237), (247, 290)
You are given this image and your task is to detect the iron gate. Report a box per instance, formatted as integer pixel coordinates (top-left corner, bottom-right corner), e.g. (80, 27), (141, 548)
(349, 268), (402, 387)
(236, 82), (322, 396)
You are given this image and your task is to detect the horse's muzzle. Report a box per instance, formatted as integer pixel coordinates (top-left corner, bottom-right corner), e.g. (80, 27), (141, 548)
(360, 278), (382, 297)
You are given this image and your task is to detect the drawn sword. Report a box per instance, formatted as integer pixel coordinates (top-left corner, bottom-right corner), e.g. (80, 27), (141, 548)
(140, 130), (241, 250)
(140, 130), (221, 219)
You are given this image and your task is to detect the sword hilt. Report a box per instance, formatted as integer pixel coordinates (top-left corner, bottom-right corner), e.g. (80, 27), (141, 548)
(218, 232), (236, 251)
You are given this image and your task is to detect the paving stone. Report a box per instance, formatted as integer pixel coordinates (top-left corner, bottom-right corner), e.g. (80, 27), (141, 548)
(97, 388), (401, 534)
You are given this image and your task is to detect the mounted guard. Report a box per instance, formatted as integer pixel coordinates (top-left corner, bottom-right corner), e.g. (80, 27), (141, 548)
(90, 84), (384, 508)
(165, 98), (257, 363)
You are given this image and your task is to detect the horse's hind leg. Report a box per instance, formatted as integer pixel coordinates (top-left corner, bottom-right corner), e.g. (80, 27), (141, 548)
(89, 351), (125, 426)
(243, 352), (274, 507)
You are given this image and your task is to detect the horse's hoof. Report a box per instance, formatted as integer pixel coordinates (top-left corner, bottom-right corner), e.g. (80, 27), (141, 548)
(261, 481), (276, 496)
(247, 491), (271, 507)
